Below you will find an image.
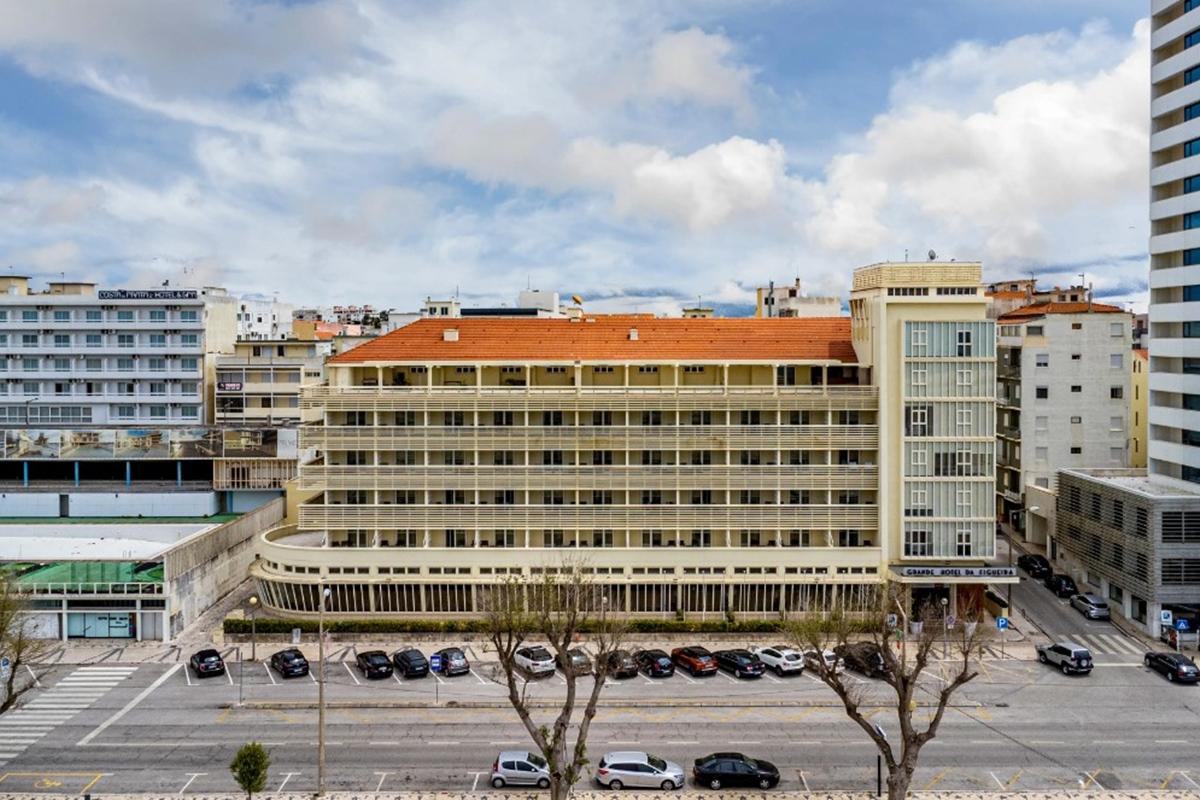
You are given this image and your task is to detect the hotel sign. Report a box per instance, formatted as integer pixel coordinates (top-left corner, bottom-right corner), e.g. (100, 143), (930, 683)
(895, 566), (1017, 579)
(217, 382), (244, 391)
(98, 289), (199, 300)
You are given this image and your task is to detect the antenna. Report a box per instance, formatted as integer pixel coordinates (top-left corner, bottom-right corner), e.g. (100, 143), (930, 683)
(927, 250), (937, 261)
(904, 249), (908, 262)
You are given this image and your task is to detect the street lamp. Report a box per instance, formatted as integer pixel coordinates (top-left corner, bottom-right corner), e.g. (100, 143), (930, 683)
(940, 596), (949, 658)
(248, 595), (259, 662)
(317, 584), (331, 796)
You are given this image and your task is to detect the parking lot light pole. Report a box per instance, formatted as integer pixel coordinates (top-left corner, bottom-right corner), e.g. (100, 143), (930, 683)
(941, 596), (949, 658)
(248, 595), (259, 662)
(317, 585), (331, 796)
(236, 646), (243, 706)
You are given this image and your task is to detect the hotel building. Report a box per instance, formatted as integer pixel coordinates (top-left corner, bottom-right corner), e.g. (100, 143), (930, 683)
(253, 262), (1005, 618)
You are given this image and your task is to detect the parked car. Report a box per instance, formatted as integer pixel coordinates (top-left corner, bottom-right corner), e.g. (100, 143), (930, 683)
(491, 750), (550, 789)
(713, 649), (764, 679)
(355, 650), (394, 679)
(753, 646), (805, 676)
(556, 648), (592, 677)
(434, 647), (471, 676)
(1144, 651), (1200, 683)
(515, 645), (557, 677)
(835, 642), (889, 678)
(597, 751), (685, 790)
(1069, 593), (1111, 620)
(1036, 641), (1093, 675)
(692, 752), (779, 790)
(606, 650), (639, 679)
(633, 649), (675, 677)
(803, 648), (841, 672)
(391, 648), (429, 678)
(269, 648), (309, 678)
(671, 646), (718, 676)
(1043, 573), (1078, 597)
(1016, 553), (1051, 578)
(189, 649), (226, 678)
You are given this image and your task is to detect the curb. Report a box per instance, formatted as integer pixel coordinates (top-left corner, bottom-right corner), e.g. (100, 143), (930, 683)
(234, 698), (990, 710)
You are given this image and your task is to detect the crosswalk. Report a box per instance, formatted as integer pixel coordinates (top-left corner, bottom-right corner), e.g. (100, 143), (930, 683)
(1051, 632), (1146, 656)
(0, 664), (138, 764)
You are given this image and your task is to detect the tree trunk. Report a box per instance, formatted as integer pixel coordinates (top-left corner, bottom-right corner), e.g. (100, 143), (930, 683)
(1, 662), (17, 713)
(887, 763), (914, 800)
(550, 776), (570, 800)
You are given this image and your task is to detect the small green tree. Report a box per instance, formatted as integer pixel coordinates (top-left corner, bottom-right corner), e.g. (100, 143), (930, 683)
(230, 742), (270, 800)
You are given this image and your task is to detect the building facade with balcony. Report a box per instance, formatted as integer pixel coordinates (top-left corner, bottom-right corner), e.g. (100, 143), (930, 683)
(995, 302), (1133, 542)
(214, 339), (328, 427)
(251, 262), (1004, 619)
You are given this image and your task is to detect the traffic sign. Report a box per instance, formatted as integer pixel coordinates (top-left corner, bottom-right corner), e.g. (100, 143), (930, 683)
(885, 613), (898, 629)
(0, 657), (10, 680)
(945, 614), (957, 629)
(996, 616), (1010, 630)
(430, 654), (443, 673)
(1161, 609), (1174, 626)
(1177, 619), (1191, 633)
(291, 628), (302, 645)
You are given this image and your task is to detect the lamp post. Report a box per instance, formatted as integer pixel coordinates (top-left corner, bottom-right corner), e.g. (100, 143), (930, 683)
(317, 584), (331, 796)
(248, 595), (259, 662)
(940, 596), (949, 658)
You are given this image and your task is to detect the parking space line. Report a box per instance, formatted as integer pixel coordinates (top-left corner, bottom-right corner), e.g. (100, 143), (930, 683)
(469, 668), (489, 685)
(374, 771), (390, 792)
(1180, 771), (1200, 789)
(78, 664), (182, 746)
(308, 670), (317, 683)
(276, 772), (298, 793)
(471, 771), (484, 792)
(432, 671), (445, 685)
(799, 770), (810, 792)
(225, 667), (234, 686)
(263, 663), (277, 686)
(23, 665), (41, 689)
(178, 773), (205, 794)
(392, 672), (403, 685)
(989, 771), (1004, 790)
(342, 662), (361, 685)
(763, 673), (782, 684)
(716, 671), (738, 684)
(676, 671), (697, 685)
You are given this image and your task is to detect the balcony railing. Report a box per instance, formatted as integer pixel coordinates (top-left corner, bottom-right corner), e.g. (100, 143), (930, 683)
(19, 582), (164, 596)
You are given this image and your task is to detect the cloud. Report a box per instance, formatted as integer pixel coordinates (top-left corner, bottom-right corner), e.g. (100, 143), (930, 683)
(0, 177), (105, 225)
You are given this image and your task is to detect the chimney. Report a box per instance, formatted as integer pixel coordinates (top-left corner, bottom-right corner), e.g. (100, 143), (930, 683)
(443, 328), (459, 342)
(628, 328), (639, 341)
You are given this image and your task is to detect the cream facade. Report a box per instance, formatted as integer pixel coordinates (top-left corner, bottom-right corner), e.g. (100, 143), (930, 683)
(214, 340), (327, 426)
(252, 263), (1003, 619)
(1133, 349), (1149, 469)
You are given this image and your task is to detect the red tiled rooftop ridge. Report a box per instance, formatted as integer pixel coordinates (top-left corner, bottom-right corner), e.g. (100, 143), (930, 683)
(997, 301), (1126, 321)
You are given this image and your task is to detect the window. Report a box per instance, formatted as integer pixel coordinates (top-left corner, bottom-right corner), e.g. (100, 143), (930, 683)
(956, 530), (972, 557)
(1187, 64), (1200, 86)
(180, 310), (198, 322)
(21, 358), (38, 371)
(956, 408), (973, 430)
(1071, 415), (1082, 424)
(117, 310), (133, 322)
(1108, 353), (1123, 370)
(1071, 353), (1081, 360)
(910, 328), (927, 351)
(21, 334), (37, 347)
(1035, 353), (1049, 367)
(1189, 28), (1200, 49)
(641, 410), (662, 426)
(541, 410), (563, 426)
(1070, 446), (1082, 455)
(493, 410), (514, 426)
(85, 334), (100, 347)
(904, 530), (930, 557)
(955, 329), (972, 357)
(21, 310), (37, 322)
(1186, 211), (1200, 230)
(592, 450), (613, 465)
(180, 357), (198, 371)
(1036, 386), (1048, 399)
(1071, 385), (1082, 393)
(592, 365), (614, 374)
(739, 410), (761, 425)
(911, 367), (927, 387)
(905, 405), (930, 437)
(1110, 416), (1124, 430)
(180, 334), (198, 346)
(910, 448), (927, 468)
(147, 333), (165, 348)
(1186, 321), (1200, 338)
(1035, 446), (1048, 461)
(53, 334), (70, 348)
(117, 334), (134, 348)
(148, 358), (166, 372)
(53, 358), (69, 372)
(637, 365), (658, 374)
(149, 310), (166, 322)
(909, 487), (928, 508)
(1026, 325), (1043, 336)
(149, 405), (167, 419)
(837, 530), (860, 547)
(85, 309), (101, 322)
(1110, 446), (1124, 463)
(956, 368), (973, 387)
(592, 410), (612, 426)
(1110, 386), (1124, 399)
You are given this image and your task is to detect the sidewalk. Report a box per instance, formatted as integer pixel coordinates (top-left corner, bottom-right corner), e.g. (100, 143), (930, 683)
(0, 791), (1194, 800)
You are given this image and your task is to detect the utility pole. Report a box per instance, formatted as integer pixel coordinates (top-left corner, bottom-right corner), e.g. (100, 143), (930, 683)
(317, 584), (331, 795)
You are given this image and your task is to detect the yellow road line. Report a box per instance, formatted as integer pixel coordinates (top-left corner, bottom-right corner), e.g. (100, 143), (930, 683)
(80, 774), (105, 793)
(1004, 769), (1023, 789)
(923, 768), (949, 790)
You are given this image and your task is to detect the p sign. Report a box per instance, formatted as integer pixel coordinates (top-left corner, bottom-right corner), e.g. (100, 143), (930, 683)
(429, 653), (443, 673)
(996, 616), (1010, 630)
(1161, 609), (1174, 627)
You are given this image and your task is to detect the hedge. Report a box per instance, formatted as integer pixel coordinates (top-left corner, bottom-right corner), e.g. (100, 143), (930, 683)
(223, 616), (880, 636)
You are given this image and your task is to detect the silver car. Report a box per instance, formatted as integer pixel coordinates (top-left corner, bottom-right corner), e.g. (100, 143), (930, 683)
(596, 751), (685, 790)
(1070, 593), (1111, 620)
(491, 750), (550, 789)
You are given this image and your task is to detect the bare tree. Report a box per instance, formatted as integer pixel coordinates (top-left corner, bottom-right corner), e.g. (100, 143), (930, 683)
(789, 582), (985, 800)
(483, 562), (625, 800)
(0, 577), (53, 713)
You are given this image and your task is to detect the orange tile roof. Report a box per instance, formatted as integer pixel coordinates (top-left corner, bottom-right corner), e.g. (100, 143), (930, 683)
(987, 290), (1028, 300)
(330, 316), (857, 364)
(997, 301), (1126, 322)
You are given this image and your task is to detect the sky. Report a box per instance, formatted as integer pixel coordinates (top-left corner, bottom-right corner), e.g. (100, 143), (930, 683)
(0, 0), (1151, 315)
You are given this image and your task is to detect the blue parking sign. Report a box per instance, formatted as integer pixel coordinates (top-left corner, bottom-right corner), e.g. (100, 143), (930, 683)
(1177, 619), (1191, 633)
(430, 653), (443, 672)
(996, 616), (1010, 630)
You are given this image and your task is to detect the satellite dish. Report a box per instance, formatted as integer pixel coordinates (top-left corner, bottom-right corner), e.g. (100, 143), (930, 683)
(571, 294), (583, 306)
(928, 250), (937, 261)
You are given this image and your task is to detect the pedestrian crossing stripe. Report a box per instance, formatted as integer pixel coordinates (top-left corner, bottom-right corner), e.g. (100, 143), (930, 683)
(1054, 633), (1145, 655)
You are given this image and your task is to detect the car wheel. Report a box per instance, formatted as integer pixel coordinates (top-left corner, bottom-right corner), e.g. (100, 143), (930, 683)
(1144, 655), (1152, 667)
(661, 780), (676, 791)
(609, 780), (623, 790)
(759, 778), (772, 790)
(1167, 671), (1175, 682)
(1038, 652), (1047, 663)
(491, 778), (506, 789)
(709, 778), (721, 790)
(775, 665), (783, 676)
(536, 778), (550, 789)
(1061, 663), (1070, 675)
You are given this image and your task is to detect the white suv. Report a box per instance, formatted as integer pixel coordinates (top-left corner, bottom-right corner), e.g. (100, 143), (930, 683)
(753, 646), (805, 675)
(596, 751), (685, 790)
(515, 645), (557, 677)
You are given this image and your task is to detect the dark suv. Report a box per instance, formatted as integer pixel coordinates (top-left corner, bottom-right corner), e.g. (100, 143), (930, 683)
(633, 649), (675, 677)
(189, 649), (226, 678)
(392, 648), (429, 678)
(1043, 573), (1078, 597)
(713, 649), (764, 679)
(269, 648), (310, 678)
(671, 646), (718, 676)
(606, 650), (639, 679)
(835, 642), (889, 678)
(1016, 553), (1051, 578)
(1144, 651), (1199, 683)
(355, 650), (394, 679)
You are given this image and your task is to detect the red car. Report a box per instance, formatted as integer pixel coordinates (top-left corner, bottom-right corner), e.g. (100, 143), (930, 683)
(671, 646), (719, 676)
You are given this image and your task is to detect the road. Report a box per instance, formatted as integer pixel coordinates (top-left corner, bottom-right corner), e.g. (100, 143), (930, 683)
(0, 644), (1197, 796)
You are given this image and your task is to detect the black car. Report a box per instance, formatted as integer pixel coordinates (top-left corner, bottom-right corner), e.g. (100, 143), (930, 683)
(269, 648), (310, 678)
(633, 649), (675, 677)
(557, 648), (592, 677)
(1044, 573), (1078, 597)
(1016, 553), (1051, 578)
(1144, 651), (1200, 683)
(355, 650), (394, 679)
(189, 648), (226, 677)
(835, 642), (889, 678)
(434, 647), (471, 676)
(606, 650), (639, 679)
(692, 752), (779, 790)
(392, 648), (429, 678)
(713, 649), (764, 679)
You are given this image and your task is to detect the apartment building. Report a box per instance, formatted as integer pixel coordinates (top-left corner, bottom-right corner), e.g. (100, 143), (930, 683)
(236, 296), (294, 340)
(251, 262), (1005, 619)
(214, 339), (328, 426)
(996, 302), (1133, 540)
(0, 276), (236, 426)
(1133, 349), (1150, 469)
(1150, 0), (1200, 486)
(755, 279), (841, 318)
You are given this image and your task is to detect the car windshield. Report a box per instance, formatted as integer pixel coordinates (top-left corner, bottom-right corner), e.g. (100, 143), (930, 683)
(527, 753), (548, 769)
(647, 755), (667, 771)
(656, 657), (671, 666)
(571, 652), (587, 663)
(444, 649), (463, 659)
(528, 647), (551, 660)
(282, 652), (300, 662)
(784, 652), (800, 661)
(200, 654), (220, 662)
(742, 758), (758, 770)
(367, 654), (388, 665)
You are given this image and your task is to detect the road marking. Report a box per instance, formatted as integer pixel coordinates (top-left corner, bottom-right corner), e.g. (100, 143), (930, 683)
(763, 672), (782, 684)
(432, 671), (446, 685)
(225, 667), (234, 686)
(22, 666), (41, 689)
(471, 771), (484, 792)
(342, 662), (361, 685)
(374, 771), (390, 792)
(178, 773), (205, 794)
(607, 741), (640, 746)
(1179, 771), (1200, 789)
(392, 672), (404, 685)
(799, 770), (810, 792)
(1029, 740), (1064, 745)
(716, 671), (739, 684)
(468, 668), (489, 685)
(78, 663), (182, 746)
(427, 741), (460, 746)
(489, 741), (521, 746)
(676, 671), (697, 685)
(262, 663), (277, 686)
(664, 740), (698, 745)
(923, 768), (949, 790)
(276, 772), (298, 793)
(308, 670), (317, 684)
(728, 740), (761, 745)
(1155, 739), (1189, 744)
(989, 772), (1004, 790)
